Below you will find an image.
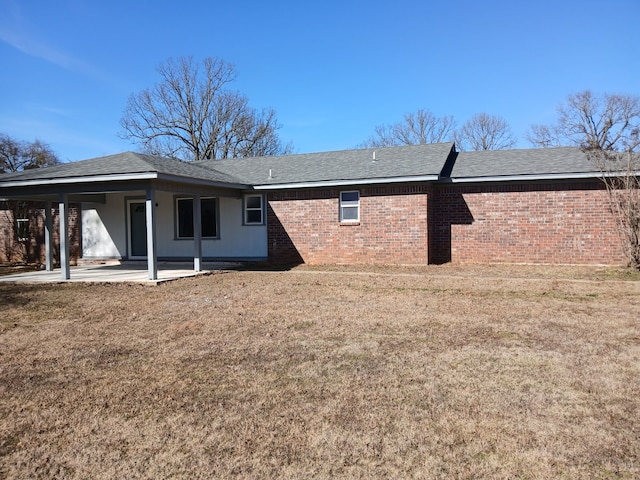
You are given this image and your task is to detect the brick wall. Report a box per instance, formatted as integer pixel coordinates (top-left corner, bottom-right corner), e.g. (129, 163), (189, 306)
(429, 181), (626, 265)
(267, 185), (430, 265)
(0, 202), (81, 264)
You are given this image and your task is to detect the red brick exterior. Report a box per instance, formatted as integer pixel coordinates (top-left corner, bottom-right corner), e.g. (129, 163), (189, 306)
(267, 185), (430, 265)
(268, 180), (626, 266)
(429, 181), (626, 265)
(0, 202), (81, 264)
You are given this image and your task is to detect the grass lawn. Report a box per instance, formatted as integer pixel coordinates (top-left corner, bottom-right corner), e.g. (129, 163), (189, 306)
(0, 265), (639, 479)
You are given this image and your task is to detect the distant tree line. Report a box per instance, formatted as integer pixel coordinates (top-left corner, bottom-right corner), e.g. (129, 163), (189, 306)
(360, 110), (517, 152)
(361, 90), (640, 153)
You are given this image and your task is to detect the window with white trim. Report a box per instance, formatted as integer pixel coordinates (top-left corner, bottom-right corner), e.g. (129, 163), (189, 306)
(16, 218), (29, 241)
(176, 197), (218, 239)
(339, 191), (360, 222)
(244, 194), (264, 225)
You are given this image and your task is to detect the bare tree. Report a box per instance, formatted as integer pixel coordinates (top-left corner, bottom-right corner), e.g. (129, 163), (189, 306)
(0, 134), (60, 262)
(120, 56), (292, 161)
(526, 124), (559, 148)
(456, 113), (517, 151)
(525, 91), (640, 268)
(361, 109), (457, 148)
(527, 90), (640, 152)
(591, 149), (640, 269)
(534, 91), (640, 269)
(0, 134), (59, 173)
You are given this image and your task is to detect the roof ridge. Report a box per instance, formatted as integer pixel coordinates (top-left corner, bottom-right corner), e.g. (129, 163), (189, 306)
(197, 142), (456, 165)
(457, 145), (580, 156)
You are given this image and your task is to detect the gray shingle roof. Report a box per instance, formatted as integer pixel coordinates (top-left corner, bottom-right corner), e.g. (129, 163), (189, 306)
(197, 143), (455, 186)
(450, 147), (598, 180)
(0, 152), (244, 185)
(0, 144), (612, 192)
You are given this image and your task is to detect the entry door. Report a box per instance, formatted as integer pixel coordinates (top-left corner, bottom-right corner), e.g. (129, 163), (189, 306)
(128, 200), (147, 258)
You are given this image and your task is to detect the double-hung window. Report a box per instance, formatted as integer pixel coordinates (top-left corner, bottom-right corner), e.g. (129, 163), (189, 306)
(340, 191), (360, 222)
(244, 194), (264, 225)
(16, 218), (29, 241)
(176, 197), (218, 239)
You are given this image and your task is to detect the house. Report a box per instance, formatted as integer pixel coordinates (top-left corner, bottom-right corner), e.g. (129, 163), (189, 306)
(0, 143), (626, 280)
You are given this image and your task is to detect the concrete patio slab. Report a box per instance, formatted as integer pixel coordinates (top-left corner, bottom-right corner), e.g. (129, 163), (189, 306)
(0, 262), (241, 284)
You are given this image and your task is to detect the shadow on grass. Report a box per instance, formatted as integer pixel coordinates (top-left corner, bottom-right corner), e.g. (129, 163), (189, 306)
(235, 261), (303, 272)
(0, 283), (45, 308)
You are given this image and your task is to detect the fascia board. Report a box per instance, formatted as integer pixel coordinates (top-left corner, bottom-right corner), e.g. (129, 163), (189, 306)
(0, 172), (158, 188)
(447, 172), (605, 183)
(0, 172), (250, 190)
(601, 170), (640, 178)
(252, 175), (440, 190)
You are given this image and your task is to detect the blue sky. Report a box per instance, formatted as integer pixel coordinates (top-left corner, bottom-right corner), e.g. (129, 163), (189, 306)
(1, 0), (638, 162)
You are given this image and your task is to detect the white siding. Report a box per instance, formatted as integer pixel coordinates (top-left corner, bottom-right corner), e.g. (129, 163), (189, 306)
(81, 192), (132, 258)
(82, 191), (267, 260)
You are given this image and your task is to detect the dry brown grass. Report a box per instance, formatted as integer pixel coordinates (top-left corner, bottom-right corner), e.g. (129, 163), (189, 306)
(1, 265), (639, 479)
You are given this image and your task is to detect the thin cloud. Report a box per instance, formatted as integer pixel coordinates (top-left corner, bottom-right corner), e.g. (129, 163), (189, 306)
(1, 29), (77, 70)
(37, 105), (73, 117)
(0, 27), (106, 81)
(0, 1), (112, 83)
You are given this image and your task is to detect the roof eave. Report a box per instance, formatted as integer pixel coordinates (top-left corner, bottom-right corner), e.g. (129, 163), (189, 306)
(252, 174), (440, 190)
(0, 172), (251, 190)
(447, 171), (608, 183)
(0, 172), (159, 188)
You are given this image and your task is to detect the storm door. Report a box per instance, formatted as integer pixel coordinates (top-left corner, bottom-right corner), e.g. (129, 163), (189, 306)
(127, 200), (147, 259)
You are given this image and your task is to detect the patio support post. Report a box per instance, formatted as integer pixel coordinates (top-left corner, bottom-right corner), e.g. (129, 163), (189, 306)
(193, 194), (202, 272)
(44, 200), (54, 271)
(145, 188), (158, 280)
(58, 194), (70, 280)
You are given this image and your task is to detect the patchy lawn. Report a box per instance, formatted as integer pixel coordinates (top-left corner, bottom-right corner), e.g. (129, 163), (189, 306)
(0, 265), (639, 479)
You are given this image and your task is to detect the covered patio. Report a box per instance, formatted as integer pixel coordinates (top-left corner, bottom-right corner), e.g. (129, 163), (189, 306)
(0, 153), (250, 281)
(0, 261), (241, 284)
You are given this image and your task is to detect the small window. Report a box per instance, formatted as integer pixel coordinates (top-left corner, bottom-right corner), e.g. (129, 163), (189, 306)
(244, 194), (264, 225)
(340, 191), (360, 222)
(176, 197), (218, 239)
(16, 218), (29, 241)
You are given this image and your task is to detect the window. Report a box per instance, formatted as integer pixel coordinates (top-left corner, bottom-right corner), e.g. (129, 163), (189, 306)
(244, 194), (264, 225)
(340, 191), (360, 222)
(176, 197), (218, 239)
(16, 218), (30, 241)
